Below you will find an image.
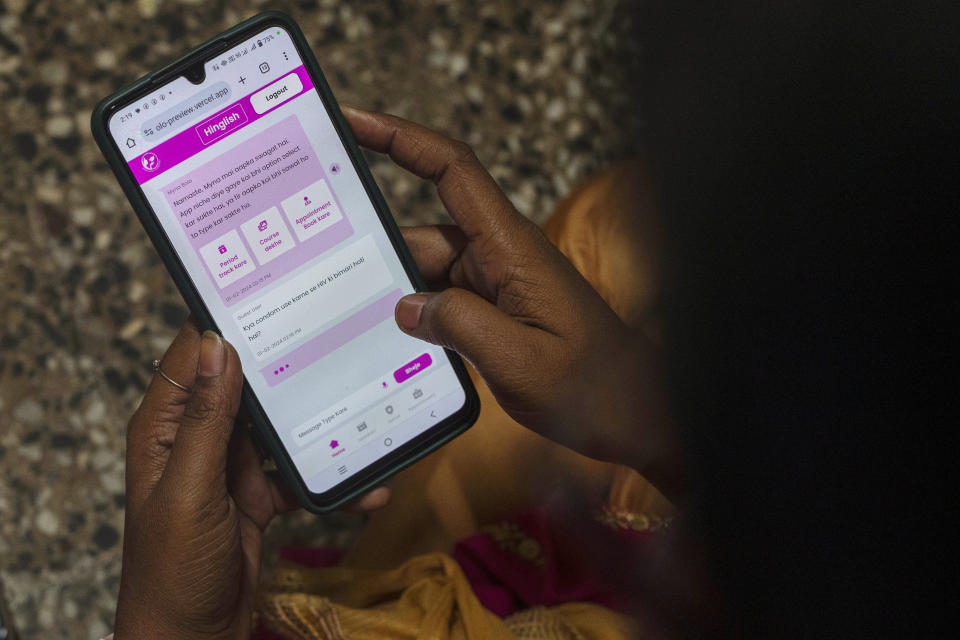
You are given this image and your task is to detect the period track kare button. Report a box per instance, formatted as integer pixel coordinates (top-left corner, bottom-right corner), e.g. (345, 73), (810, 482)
(393, 353), (433, 384)
(239, 206), (296, 266)
(198, 229), (255, 289)
(280, 178), (344, 242)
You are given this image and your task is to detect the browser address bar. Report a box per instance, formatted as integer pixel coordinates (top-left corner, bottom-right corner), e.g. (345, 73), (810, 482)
(140, 81), (232, 141)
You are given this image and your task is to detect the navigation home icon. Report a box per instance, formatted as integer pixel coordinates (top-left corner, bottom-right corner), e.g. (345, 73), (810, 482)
(140, 152), (159, 172)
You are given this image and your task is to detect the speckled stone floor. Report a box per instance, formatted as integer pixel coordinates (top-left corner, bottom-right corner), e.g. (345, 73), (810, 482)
(0, 0), (641, 636)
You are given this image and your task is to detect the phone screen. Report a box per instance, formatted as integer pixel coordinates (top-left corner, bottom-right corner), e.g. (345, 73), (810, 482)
(106, 25), (467, 494)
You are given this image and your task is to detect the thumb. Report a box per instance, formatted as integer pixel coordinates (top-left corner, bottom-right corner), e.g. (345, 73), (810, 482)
(395, 289), (538, 376)
(164, 330), (243, 490)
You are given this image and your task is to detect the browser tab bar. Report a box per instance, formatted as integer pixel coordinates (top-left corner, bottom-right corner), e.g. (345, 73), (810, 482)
(141, 82), (232, 141)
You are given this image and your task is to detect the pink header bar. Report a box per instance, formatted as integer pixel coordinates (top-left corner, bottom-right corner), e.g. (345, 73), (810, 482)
(128, 65), (314, 184)
(196, 103), (248, 145)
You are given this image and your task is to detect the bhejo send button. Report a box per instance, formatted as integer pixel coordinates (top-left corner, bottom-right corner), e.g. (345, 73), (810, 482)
(393, 353), (433, 384)
(250, 73), (304, 115)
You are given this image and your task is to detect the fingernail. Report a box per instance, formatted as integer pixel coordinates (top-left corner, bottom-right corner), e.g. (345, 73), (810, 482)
(198, 331), (225, 377)
(396, 294), (427, 331)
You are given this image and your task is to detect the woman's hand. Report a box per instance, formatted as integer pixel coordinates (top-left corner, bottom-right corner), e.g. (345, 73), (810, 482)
(114, 321), (389, 639)
(344, 108), (682, 496)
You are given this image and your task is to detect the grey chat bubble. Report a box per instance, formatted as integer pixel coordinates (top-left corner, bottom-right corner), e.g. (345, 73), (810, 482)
(141, 82), (232, 140)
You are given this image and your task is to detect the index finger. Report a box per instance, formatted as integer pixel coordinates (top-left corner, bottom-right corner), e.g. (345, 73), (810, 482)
(342, 107), (528, 240)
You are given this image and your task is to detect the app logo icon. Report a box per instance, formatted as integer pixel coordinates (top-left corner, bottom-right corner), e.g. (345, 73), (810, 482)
(141, 152), (159, 172)
(217, 244), (228, 255)
(257, 219), (268, 232)
(329, 439), (339, 449)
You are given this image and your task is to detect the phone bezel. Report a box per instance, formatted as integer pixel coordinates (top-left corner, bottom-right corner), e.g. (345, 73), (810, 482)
(91, 10), (479, 513)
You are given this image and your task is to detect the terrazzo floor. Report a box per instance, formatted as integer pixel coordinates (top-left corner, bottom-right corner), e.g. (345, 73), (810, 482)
(0, 0), (642, 636)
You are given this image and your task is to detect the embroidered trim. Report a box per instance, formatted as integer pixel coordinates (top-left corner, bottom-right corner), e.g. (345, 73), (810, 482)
(482, 522), (545, 567)
(595, 506), (672, 532)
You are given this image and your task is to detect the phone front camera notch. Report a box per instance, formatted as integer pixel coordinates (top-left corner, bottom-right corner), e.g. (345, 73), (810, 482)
(185, 64), (206, 85)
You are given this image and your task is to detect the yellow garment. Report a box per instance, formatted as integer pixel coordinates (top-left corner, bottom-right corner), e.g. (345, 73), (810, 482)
(259, 553), (637, 639)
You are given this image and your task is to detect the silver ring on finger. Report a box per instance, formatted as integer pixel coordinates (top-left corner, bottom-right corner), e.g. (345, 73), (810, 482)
(152, 359), (191, 392)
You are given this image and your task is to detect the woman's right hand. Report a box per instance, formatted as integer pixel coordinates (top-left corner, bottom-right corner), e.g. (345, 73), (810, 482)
(344, 108), (682, 495)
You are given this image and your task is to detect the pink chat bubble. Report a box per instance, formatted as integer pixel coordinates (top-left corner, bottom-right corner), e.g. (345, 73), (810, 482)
(162, 115), (353, 306)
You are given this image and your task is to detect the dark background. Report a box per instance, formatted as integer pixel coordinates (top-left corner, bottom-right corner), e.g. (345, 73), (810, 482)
(640, 1), (957, 636)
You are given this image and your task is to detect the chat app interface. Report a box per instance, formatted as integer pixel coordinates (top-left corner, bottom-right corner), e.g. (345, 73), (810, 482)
(109, 26), (466, 493)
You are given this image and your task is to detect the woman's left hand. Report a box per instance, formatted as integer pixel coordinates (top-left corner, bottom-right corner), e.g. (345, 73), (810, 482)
(113, 320), (389, 639)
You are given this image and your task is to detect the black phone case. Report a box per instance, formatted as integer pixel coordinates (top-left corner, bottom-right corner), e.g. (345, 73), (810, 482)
(90, 10), (479, 513)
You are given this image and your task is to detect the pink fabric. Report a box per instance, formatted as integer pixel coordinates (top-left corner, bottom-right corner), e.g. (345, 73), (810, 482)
(451, 506), (655, 617)
(276, 545), (342, 568)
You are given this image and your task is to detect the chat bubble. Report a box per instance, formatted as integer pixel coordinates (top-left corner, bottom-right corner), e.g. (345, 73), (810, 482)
(161, 115), (352, 305)
(233, 234), (393, 361)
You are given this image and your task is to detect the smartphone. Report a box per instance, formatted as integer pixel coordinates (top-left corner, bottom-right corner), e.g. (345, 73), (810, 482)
(91, 11), (478, 512)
